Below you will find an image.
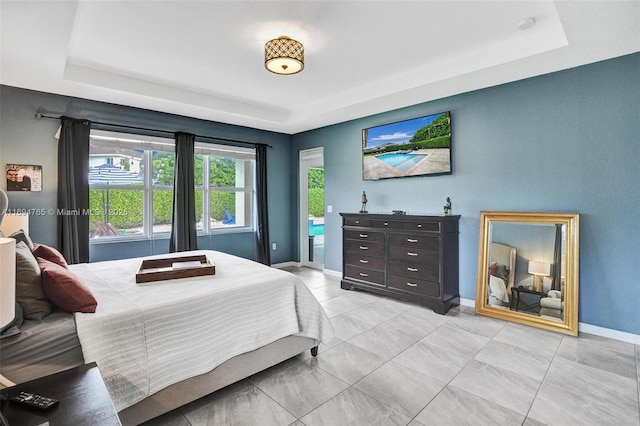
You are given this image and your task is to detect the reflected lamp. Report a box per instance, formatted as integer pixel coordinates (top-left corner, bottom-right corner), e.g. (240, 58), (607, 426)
(528, 260), (550, 293)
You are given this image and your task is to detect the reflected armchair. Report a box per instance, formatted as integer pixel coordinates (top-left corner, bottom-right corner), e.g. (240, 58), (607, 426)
(539, 290), (563, 319)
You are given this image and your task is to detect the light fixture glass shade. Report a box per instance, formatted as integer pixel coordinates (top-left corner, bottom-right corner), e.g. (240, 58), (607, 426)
(265, 36), (304, 75)
(0, 238), (16, 329)
(0, 213), (29, 236)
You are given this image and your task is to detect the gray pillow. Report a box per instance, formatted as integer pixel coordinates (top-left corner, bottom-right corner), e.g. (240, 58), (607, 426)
(10, 229), (35, 251)
(15, 241), (52, 319)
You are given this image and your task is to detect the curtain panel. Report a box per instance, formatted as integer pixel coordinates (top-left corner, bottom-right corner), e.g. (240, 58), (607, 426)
(169, 132), (197, 252)
(255, 144), (271, 265)
(58, 117), (91, 264)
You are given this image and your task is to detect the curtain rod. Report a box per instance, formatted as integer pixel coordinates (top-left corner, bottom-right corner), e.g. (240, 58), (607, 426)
(34, 112), (274, 149)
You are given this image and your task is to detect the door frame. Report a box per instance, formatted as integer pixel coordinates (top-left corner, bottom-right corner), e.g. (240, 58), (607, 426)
(299, 147), (324, 269)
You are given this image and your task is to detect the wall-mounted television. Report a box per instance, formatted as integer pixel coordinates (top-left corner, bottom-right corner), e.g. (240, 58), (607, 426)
(362, 111), (452, 180)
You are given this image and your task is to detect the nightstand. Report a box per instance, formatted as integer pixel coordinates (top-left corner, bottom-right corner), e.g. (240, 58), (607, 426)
(511, 286), (546, 314)
(0, 363), (121, 426)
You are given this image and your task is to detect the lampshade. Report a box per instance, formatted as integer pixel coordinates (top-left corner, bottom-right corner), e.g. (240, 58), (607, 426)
(528, 260), (551, 276)
(0, 213), (29, 236)
(265, 36), (304, 75)
(0, 238), (16, 329)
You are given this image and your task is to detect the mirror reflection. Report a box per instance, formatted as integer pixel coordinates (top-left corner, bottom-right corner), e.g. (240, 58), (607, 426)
(475, 212), (579, 336)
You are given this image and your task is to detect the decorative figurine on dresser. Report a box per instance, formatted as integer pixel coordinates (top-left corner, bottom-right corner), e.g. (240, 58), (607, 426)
(443, 197), (452, 216)
(359, 191), (368, 214)
(340, 212), (460, 314)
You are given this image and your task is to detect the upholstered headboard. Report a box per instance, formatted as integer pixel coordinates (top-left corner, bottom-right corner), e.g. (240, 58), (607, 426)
(490, 242), (516, 293)
(0, 188), (8, 230)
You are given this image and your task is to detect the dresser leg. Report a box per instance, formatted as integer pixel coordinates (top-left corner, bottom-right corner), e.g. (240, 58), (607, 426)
(310, 346), (318, 357)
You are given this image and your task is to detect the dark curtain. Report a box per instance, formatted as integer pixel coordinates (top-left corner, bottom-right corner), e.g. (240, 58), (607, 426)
(255, 144), (271, 265)
(58, 117), (91, 264)
(551, 224), (563, 291)
(169, 132), (197, 252)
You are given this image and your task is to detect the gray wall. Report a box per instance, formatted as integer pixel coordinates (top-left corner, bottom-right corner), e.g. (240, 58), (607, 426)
(292, 52), (640, 335)
(0, 86), (294, 263)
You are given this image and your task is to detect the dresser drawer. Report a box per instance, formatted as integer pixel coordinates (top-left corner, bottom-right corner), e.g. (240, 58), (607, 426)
(345, 265), (385, 286)
(344, 239), (385, 257)
(389, 233), (440, 250)
(389, 246), (439, 264)
(344, 253), (385, 271)
(371, 220), (403, 229)
(402, 221), (440, 232)
(344, 217), (371, 227)
(344, 230), (385, 243)
(388, 274), (441, 298)
(388, 260), (439, 282)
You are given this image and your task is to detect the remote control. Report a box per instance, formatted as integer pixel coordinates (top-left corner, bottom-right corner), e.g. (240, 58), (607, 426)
(10, 392), (59, 410)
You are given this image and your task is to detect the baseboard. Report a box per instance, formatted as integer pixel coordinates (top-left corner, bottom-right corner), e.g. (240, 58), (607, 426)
(271, 261), (300, 269)
(578, 323), (640, 345)
(460, 298), (639, 344)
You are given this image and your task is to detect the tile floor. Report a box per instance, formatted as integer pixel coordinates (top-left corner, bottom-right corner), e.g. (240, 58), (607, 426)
(142, 267), (640, 426)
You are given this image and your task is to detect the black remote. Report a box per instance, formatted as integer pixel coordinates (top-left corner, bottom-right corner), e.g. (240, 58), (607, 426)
(10, 392), (59, 410)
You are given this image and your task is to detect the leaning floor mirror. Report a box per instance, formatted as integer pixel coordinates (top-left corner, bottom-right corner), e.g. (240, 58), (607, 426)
(475, 211), (579, 336)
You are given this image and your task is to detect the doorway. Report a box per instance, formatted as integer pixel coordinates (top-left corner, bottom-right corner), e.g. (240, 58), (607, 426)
(299, 148), (324, 269)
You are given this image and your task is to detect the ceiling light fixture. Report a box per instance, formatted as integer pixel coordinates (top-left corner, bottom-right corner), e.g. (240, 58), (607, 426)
(264, 36), (304, 75)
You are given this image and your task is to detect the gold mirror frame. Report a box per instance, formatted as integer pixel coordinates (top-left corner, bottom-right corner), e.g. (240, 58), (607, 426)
(475, 211), (579, 336)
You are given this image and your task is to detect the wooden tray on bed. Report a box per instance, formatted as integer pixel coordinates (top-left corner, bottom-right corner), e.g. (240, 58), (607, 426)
(136, 254), (215, 283)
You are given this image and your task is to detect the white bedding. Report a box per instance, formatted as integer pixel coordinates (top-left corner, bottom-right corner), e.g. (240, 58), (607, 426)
(70, 250), (334, 411)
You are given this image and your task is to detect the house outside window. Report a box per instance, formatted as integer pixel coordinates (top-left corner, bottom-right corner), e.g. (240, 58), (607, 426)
(89, 130), (255, 241)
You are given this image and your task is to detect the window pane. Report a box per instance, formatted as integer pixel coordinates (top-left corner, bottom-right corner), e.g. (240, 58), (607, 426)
(195, 190), (204, 231)
(152, 190), (173, 234)
(194, 154), (204, 187)
(89, 189), (144, 238)
(209, 190), (251, 228)
(152, 151), (174, 186)
(209, 157), (237, 187)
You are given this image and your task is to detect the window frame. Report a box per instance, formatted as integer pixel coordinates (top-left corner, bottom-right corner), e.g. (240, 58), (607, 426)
(89, 130), (256, 244)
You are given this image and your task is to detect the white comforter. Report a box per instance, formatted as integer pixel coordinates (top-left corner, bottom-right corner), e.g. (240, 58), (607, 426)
(70, 250), (334, 411)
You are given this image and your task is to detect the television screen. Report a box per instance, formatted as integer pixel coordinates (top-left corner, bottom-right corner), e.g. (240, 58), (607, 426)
(362, 111), (452, 180)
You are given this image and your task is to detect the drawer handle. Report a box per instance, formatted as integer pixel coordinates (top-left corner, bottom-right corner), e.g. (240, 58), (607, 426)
(417, 224), (422, 228)
(359, 272), (369, 277)
(406, 282), (418, 287)
(407, 252), (418, 256)
(407, 267), (418, 272)
(407, 238), (418, 243)
(360, 246), (369, 250)
(359, 234), (368, 238)
(384, 222), (388, 226)
(359, 259), (369, 264)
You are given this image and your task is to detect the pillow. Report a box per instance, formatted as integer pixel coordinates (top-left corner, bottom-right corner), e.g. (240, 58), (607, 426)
(15, 241), (52, 319)
(10, 229), (35, 251)
(489, 263), (509, 282)
(33, 243), (68, 269)
(37, 258), (98, 313)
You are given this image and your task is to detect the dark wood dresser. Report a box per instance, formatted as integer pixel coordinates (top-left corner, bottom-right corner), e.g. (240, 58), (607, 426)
(340, 213), (460, 314)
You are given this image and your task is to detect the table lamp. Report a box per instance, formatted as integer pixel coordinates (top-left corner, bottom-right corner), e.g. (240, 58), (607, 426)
(528, 260), (550, 293)
(0, 213), (29, 236)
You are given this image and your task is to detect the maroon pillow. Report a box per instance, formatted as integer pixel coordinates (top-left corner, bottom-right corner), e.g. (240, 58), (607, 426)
(37, 258), (98, 313)
(33, 243), (69, 269)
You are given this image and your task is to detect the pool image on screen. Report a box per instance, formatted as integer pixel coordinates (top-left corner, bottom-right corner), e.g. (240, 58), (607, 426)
(362, 111), (452, 180)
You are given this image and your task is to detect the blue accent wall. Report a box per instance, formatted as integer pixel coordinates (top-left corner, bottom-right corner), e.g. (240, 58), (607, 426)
(0, 86), (294, 264)
(292, 53), (640, 335)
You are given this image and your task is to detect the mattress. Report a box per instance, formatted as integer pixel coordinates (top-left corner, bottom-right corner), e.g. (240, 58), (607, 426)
(0, 310), (85, 383)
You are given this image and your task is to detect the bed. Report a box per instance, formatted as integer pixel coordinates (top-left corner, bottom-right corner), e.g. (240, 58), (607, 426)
(0, 248), (334, 425)
(487, 242), (516, 308)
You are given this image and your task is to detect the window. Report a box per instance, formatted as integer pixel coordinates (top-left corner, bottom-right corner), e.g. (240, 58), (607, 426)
(89, 130), (255, 241)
